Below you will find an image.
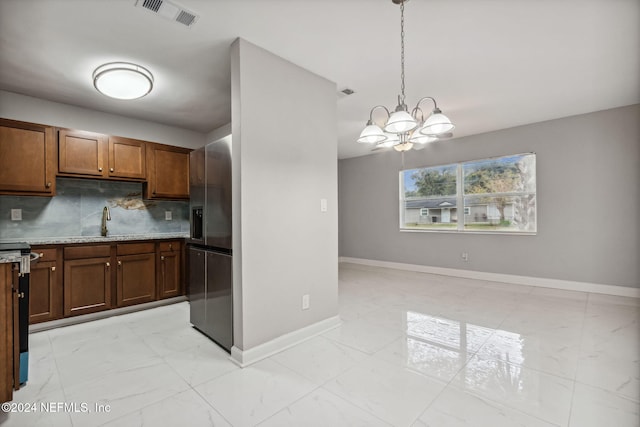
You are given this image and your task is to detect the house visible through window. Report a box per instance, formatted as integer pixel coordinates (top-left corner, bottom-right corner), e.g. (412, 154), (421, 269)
(400, 153), (536, 233)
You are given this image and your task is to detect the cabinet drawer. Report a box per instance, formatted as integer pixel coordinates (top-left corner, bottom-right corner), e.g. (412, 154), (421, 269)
(116, 243), (155, 256)
(158, 241), (180, 252)
(64, 245), (111, 260)
(32, 247), (57, 262)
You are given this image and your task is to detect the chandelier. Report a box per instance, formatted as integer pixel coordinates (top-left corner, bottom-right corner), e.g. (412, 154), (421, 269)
(357, 0), (454, 152)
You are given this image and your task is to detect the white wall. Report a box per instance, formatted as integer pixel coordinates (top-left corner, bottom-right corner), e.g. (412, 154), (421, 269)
(339, 105), (640, 289)
(231, 38), (339, 353)
(0, 90), (206, 149)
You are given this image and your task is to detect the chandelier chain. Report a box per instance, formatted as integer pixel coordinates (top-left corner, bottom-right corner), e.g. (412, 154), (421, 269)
(400, 0), (405, 105)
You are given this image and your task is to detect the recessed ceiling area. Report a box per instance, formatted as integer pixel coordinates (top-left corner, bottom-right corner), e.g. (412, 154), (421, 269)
(0, 0), (638, 159)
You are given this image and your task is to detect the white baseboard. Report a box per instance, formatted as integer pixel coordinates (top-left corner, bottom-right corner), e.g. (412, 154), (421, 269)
(339, 257), (640, 298)
(230, 315), (342, 367)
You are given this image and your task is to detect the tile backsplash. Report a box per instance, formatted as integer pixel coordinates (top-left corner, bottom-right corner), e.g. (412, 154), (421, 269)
(0, 178), (189, 240)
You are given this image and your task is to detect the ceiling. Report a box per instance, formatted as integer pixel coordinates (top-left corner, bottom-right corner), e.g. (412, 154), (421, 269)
(1, 0), (638, 159)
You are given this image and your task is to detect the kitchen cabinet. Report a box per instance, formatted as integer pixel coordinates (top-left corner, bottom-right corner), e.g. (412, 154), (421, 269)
(157, 241), (182, 299)
(116, 243), (156, 307)
(0, 118), (56, 196)
(29, 247), (62, 324)
(63, 245), (112, 317)
(145, 143), (190, 200)
(0, 263), (14, 403)
(58, 128), (108, 177)
(57, 130), (146, 181)
(108, 136), (146, 180)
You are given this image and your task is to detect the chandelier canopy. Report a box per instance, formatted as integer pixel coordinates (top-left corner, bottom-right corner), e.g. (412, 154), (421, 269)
(357, 0), (454, 152)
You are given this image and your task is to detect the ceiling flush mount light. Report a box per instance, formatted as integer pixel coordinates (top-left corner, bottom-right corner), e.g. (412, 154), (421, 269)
(93, 62), (154, 100)
(357, 0), (455, 152)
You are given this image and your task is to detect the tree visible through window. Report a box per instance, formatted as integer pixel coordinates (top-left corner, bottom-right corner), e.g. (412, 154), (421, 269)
(400, 153), (536, 233)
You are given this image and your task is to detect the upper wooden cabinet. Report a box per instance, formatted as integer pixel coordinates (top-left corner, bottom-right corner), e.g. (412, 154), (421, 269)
(57, 130), (146, 181)
(108, 136), (146, 180)
(0, 118), (56, 196)
(145, 143), (190, 200)
(58, 128), (108, 177)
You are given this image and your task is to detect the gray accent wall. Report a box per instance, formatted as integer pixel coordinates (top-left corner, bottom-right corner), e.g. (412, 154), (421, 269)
(231, 38), (339, 351)
(339, 104), (640, 288)
(0, 178), (189, 240)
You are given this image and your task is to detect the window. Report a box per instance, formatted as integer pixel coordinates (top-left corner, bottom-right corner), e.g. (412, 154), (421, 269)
(400, 153), (536, 233)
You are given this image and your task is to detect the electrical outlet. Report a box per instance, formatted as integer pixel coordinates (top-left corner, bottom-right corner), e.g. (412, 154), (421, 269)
(11, 209), (22, 221)
(302, 294), (310, 310)
(165, 211), (172, 221)
(461, 252), (469, 262)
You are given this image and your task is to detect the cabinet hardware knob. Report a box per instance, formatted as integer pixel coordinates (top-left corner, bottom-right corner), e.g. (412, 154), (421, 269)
(118, 260), (122, 266)
(18, 292), (24, 298)
(39, 253), (44, 257)
(106, 262), (110, 267)
(51, 266), (56, 272)
(169, 244), (172, 250)
(98, 167), (103, 172)
(46, 182), (52, 188)
(161, 256), (165, 261)
(110, 167), (114, 172)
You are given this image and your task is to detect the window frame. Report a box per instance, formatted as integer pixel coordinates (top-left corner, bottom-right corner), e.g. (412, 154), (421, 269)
(400, 153), (537, 235)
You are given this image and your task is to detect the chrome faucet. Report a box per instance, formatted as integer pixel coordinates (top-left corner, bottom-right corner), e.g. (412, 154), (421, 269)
(101, 206), (111, 236)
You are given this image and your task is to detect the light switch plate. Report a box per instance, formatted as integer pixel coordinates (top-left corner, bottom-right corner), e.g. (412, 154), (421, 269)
(11, 209), (22, 221)
(165, 211), (172, 221)
(320, 198), (327, 213)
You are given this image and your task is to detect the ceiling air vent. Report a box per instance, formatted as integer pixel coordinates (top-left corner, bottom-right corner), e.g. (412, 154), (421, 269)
(135, 0), (199, 28)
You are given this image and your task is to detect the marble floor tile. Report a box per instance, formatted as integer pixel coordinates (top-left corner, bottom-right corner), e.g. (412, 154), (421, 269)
(257, 388), (391, 427)
(162, 340), (239, 387)
(323, 357), (447, 426)
(373, 336), (471, 383)
(322, 317), (403, 354)
(476, 328), (582, 380)
(101, 388), (231, 427)
(7, 266), (639, 427)
(271, 336), (369, 385)
(569, 383), (640, 427)
(415, 386), (558, 427)
(194, 358), (317, 426)
(55, 335), (163, 389)
(451, 353), (574, 426)
(64, 363), (190, 427)
(0, 387), (73, 427)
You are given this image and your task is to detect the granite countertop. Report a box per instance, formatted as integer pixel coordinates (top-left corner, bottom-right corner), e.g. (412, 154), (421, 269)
(0, 233), (189, 245)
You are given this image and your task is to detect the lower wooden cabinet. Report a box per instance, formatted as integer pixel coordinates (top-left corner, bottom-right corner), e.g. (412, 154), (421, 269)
(116, 243), (156, 307)
(1, 263), (15, 403)
(63, 256), (112, 317)
(28, 239), (183, 324)
(158, 241), (181, 299)
(29, 247), (62, 324)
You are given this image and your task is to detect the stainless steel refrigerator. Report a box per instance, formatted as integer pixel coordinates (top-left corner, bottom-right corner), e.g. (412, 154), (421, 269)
(187, 135), (233, 352)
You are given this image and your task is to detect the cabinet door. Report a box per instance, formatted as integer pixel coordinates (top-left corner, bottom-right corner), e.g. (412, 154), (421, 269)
(146, 144), (190, 200)
(108, 136), (146, 180)
(0, 118), (55, 195)
(0, 264), (13, 403)
(64, 257), (112, 317)
(58, 129), (108, 177)
(29, 260), (62, 324)
(158, 244), (181, 299)
(117, 253), (155, 306)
